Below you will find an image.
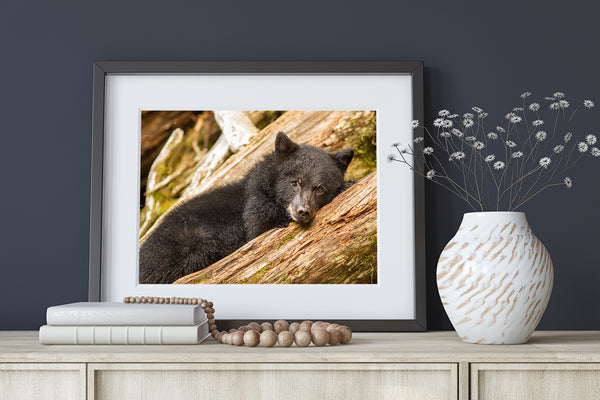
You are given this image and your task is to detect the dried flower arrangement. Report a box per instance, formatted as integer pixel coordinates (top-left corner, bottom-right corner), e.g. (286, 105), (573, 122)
(389, 92), (597, 211)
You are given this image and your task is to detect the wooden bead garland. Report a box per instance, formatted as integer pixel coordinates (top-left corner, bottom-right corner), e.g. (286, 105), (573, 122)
(123, 296), (353, 348)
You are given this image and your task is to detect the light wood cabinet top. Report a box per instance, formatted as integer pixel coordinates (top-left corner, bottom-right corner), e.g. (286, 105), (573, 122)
(2, 331), (600, 364)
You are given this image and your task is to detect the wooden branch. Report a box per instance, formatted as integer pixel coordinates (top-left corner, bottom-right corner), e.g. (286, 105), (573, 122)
(174, 172), (377, 284)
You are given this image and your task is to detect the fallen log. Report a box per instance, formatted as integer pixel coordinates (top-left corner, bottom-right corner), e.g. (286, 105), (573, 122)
(174, 172), (377, 284)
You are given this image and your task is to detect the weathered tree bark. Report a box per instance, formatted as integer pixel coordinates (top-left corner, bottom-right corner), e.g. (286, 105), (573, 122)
(140, 111), (197, 191)
(174, 172), (377, 284)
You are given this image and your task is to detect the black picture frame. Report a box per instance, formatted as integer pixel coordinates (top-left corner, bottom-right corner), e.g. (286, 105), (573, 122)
(89, 61), (426, 331)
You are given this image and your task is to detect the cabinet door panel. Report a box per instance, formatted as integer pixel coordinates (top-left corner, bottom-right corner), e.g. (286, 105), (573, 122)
(472, 363), (600, 400)
(0, 363), (86, 400)
(89, 363), (458, 400)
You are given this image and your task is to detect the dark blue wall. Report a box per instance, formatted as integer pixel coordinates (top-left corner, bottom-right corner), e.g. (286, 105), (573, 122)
(1, 0), (598, 330)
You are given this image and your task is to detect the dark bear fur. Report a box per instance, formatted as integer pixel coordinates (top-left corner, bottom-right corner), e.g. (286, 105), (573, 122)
(139, 132), (354, 284)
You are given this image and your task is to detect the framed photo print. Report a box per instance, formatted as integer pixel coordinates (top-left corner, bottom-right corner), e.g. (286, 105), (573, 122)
(89, 61), (425, 331)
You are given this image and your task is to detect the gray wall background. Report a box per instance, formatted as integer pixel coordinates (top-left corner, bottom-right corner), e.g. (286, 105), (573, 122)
(1, 0), (598, 330)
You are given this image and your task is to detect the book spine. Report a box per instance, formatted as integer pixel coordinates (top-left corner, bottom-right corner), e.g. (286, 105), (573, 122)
(46, 306), (203, 326)
(39, 324), (209, 345)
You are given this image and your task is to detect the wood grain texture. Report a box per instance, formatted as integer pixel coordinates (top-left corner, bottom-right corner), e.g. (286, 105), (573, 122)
(471, 363), (600, 400)
(4, 331), (600, 363)
(89, 363), (457, 400)
(0, 363), (86, 400)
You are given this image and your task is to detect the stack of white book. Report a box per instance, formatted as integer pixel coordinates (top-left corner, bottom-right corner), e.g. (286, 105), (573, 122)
(39, 302), (210, 345)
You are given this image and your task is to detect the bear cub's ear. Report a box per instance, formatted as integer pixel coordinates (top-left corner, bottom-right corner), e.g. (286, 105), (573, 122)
(275, 132), (300, 158)
(330, 148), (354, 173)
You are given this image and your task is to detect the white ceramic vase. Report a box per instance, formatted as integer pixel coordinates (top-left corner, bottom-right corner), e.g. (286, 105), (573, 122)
(437, 212), (553, 344)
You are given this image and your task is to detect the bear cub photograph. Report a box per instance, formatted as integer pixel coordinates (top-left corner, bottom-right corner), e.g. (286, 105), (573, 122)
(138, 111), (378, 285)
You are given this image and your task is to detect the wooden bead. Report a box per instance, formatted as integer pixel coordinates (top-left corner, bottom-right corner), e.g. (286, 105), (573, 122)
(206, 307), (215, 314)
(273, 320), (289, 334)
(221, 333), (230, 344)
(311, 328), (329, 347)
(260, 330), (278, 347)
(326, 324), (340, 331)
(338, 326), (352, 344)
(200, 302), (207, 308)
(229, 328), (237, 334)
(158, 297), (165, 304)
(141, 297), (148, 303)
(191, 298), (198, 304)
(209, 324), (217, 332)
(294, 330), (312, 347)
(328, 329), (341, 345)
(248, 322), (262, 332)
(123, 297), (131, 303)
(299, 321), (313, 332)
(232, 331), (245, 346)
(208, 319), (215, 325)
(206, 313), (214, 320)
(211, 330), (219, 338)
(238, 326), (250, 333)
(207, 301), (213, 308)
(289, 322), (300, 335)
(278, 331), (294, 347)
(260, 322), (274, 332)
(215, 332), (223, 342)
(243, 330), (260, 347)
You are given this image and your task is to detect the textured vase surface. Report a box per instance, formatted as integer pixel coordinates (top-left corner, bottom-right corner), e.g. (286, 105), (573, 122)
(437, 212), (553, 344)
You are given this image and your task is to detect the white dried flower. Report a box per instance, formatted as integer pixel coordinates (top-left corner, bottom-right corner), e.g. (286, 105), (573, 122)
(550, 102), (560, 110)
(426, 170), (436, 180)
(512, 151), (524, 158)
(473, 141), (485, 150)
(539, 157), (551, 169)
(553, 91), (565, 99)
(559, 100), (570, 109)
(433, 118), (444, 127)
(440, 131), (451, 138)
(479, 112), (488, 118)
(564, 177), (573, 188)
(505, 112), (516, 120)
(387, 154), (396, 161)
(464, 112), (474, 119)
(400, 148), (410, 154)
(494, 161), (505, 170)
(591, 147), (600, 157)
(578, 142), (589, 153)
(438, 109), (450, 117)
(452, 128), (464, 137)
(545, 96), (555, 101)
(442, 119), (453, 128)
(521, 91), (532, 99)
(450, 151), (466, 160)
(513, 107), (524, 112)
(532, 120), (544, 126)
(487, 132), (499, 140)
(448, 114), (459, 119)
(529, 103), (541, 112)
(414, 136), (424, 143)
(463, 119), (474, 128)
(510, 115), (522, 123)
(411, 120), (419, 128)
(423, 147), (434, 155)
(564, 132), (573, 142)
(535, 131), (547, 141)
(465, 136), (476, 142)
(584, 100), (595, 109)
(585, 134), (597, 145)
(472, 106), (483, 113)
(553, 145), (564, 153)
(505, 140), (517, 148)
(484, 154), (496, 163)
(496, 126), (506, 133)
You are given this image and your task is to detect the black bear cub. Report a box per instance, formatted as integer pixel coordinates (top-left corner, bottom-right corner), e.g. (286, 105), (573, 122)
(139, 132), (354, 284)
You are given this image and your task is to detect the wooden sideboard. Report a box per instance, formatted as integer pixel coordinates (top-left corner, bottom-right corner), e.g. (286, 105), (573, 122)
(2, 331), (600, 399)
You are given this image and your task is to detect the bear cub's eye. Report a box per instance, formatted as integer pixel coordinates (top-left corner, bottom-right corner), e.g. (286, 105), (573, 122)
(314, 185), (326, 195)
(290, 179), (300, 188)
